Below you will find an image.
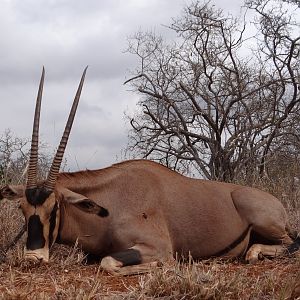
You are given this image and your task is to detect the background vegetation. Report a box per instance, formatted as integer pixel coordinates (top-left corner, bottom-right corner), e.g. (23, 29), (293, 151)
(125, 0), (300, 182)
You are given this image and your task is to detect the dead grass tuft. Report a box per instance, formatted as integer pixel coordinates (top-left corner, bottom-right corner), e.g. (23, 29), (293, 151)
(122, 259), (300, 299)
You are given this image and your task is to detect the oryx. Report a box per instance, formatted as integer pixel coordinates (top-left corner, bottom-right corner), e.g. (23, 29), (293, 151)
(0, 68), (299, 275)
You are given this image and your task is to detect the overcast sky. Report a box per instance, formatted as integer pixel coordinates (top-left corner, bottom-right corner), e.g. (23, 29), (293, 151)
(0, 0), (242, 171)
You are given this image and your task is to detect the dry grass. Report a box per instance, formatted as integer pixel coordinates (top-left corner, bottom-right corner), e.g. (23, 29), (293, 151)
(122, 258), (300, 299)
(1, 249), (300, 299)
(1, 179), (300, 299)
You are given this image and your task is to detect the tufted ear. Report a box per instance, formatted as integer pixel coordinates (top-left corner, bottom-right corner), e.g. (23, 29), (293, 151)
(0, 185), (25, 200)
(61, 188), (109, 217)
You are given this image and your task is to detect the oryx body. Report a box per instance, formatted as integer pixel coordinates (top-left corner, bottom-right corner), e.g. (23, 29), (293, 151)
(0, 68), (298, 275)
(54, 159), (295, 264)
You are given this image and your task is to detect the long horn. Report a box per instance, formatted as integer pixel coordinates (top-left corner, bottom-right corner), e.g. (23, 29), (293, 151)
(26, 67), (45, 190)
(44, 67), (88, 191)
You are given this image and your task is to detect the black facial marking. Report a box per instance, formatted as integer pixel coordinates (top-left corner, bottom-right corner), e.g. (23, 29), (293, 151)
(211, 224), (252, 257)
(98, 207), (109, 217)
(110, 249), (142, 266)
(49, 201), (58, 247)
(26, 215), (46, 250)
(142, 213), (147, 219)
(25, 187), (52, 206)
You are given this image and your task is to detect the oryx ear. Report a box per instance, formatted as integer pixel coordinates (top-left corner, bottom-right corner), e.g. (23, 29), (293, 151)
(0, 185), (25, 200)
(62, 188), (109, 217)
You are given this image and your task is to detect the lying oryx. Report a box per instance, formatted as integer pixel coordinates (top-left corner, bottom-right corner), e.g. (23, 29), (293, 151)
(0, 68), (299, 275)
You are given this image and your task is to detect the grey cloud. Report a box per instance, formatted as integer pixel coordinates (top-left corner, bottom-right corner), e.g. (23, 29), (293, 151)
(0, 0), (242, 171)
(11, 0), (122, 24)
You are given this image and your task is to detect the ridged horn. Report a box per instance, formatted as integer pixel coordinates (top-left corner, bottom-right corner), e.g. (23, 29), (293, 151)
(44, 67), (88, 191)
(26, 67), (45, 190)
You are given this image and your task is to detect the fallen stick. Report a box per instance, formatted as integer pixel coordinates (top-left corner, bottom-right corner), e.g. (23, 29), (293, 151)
(0, 224), (26, 262)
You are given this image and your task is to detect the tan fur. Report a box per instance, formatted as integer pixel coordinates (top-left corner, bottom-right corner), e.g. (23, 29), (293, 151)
(1, 159), (297, 274)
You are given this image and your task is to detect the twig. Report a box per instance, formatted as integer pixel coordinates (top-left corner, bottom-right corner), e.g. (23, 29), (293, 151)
(0, 224), (26, 262)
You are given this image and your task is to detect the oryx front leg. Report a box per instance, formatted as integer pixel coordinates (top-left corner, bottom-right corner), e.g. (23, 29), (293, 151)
(100, 248), (141, 274)
(100, 244), (167, 275)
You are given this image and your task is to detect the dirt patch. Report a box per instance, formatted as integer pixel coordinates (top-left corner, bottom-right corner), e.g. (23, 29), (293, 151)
(0, 256), (299, 299)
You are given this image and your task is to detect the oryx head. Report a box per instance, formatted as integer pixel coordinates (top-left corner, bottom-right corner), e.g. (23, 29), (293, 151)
(23, 67), (88, 262)
(1, 67), (92, 262)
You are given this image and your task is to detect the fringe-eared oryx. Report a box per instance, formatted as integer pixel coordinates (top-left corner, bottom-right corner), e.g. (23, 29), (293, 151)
(0, 68), (299, 275)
